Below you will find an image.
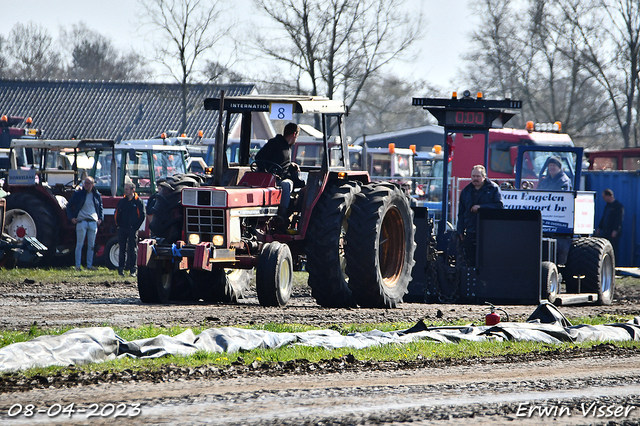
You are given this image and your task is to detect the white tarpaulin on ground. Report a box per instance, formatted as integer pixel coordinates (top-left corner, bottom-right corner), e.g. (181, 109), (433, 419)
(1, 303), (640, 373)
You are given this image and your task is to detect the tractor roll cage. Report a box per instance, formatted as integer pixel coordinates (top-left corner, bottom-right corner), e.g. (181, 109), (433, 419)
(204, 93), (350, 186)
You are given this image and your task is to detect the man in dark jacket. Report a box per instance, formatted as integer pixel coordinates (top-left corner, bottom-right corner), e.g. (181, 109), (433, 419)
(596, 188), (624, 258)
(115, 181), (145, 276)
(254, 122), (305, 218)
(457, 165), (503, 266)
(538, 156), (572, 191)
(66, 176), (104, 270)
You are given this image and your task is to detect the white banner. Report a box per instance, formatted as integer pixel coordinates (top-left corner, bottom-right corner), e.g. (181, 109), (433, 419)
(502, 190), (575, 233)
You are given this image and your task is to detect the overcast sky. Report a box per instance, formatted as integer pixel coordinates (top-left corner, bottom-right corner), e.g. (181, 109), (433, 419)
(3, 0), (477, 92)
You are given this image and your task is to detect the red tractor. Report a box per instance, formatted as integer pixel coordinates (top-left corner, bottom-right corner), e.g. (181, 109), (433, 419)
(138, 94), (417, 308)
(2, 139), (191, 267)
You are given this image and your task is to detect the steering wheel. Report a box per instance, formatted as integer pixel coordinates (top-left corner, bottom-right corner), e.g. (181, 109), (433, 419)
(252, 160), (284, 178)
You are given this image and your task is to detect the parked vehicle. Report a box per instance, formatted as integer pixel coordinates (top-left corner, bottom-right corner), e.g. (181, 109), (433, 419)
(585, 147), (640, 171)
(410, 92), (614, 306)
(2, 139), (190, 267)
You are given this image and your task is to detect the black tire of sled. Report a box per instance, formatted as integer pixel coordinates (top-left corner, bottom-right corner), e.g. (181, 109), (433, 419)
(564, 237), (615, 306)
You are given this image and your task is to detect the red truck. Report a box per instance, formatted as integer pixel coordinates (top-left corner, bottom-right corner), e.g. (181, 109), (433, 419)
(450, 121), (574, 181)
(585, 147), (640, 171)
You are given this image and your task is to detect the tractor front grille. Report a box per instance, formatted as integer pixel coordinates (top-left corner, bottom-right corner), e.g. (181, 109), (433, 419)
(185, 208), (225, 242)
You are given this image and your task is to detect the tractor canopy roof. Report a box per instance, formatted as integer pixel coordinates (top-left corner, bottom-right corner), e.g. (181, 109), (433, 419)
(10, 139), (114, 150)
(204, 95), (346, 115)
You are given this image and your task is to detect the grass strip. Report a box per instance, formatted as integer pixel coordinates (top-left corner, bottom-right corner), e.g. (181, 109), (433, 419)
(1, 317), (639, 378)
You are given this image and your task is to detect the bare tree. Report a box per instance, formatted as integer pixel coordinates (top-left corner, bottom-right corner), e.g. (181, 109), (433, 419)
(252, 0), (423, 114)
(462, 0), (612, 147)
(463, 0), (522, 100)
(60, 23), (149, 81)
(562, 0), (640, 148)
(138, 0), (234, 132)
(6, 23), (62, 79)
(0, 35), (8, 78)
(347, 74), (438, 136)
(203, 60), (245, 83)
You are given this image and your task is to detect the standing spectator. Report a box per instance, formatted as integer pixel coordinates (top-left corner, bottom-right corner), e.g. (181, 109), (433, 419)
(596, 188), (624, 258)
(457, 165), (503, 266)
(66, 176), (104, 270)
(115, 181), (145, 277)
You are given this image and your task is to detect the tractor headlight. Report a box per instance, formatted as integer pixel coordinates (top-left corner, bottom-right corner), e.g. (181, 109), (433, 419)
(212, 235), (224, 246)
(188, 233), (200, 245)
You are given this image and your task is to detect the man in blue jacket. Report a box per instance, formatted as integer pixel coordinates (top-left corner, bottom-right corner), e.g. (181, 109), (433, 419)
(596, 188), (624, 258)
(457, 165), (503, 266)
(115, 181), (146, 277)
(538, 156), (572, 191)
(66, 176), (104, 270)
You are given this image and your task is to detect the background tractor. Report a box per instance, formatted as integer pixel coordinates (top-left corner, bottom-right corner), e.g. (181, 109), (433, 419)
(2, 139), (190, 267)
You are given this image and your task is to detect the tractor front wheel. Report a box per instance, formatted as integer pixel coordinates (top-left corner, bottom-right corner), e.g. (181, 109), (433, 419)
(256, 242), (293, 307)
(137, 260), (173, 303)
(191, 268), (251, 303)
(104, 237), (119, 270)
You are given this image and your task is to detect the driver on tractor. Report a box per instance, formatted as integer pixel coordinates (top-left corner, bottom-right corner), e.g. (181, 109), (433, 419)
(538, 156), (572, 191)
(254, 122), (306, 223)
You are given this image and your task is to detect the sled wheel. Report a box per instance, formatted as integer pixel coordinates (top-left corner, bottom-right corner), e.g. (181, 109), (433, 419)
(541, 261), (559, 304)
(565, 237), (615, 305)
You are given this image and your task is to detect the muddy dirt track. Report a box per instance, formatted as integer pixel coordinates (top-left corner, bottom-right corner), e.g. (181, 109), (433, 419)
(2, 273), (640, 330)
(2, 274), (640, 425)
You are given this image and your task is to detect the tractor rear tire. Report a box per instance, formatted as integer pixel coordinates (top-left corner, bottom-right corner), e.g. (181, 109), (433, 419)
(191, 268), (251, 303)
(305, 182), (359, 307)
(564, 237), (615, 305)
(256, 242), (293, 307)
(137, 260), (174, 303)
(5, 193), (58, 266)
(541, 261), (559, 304)
(345, 183), (416, 308)
(149, 175), (199, 243)
(104, 237), (119, 270)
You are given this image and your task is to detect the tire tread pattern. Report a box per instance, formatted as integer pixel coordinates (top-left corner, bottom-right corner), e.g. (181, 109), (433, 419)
(564, 237), (615, 305)
(305, 182), (359, 307)
(344, 183), (416, 308)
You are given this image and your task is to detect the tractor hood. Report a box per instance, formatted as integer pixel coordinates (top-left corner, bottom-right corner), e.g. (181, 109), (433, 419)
(181, 186), (281, 208)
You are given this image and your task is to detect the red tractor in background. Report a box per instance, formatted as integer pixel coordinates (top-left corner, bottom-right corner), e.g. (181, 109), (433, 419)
(2, 139), (191, 268)
(138, 94), (417, 308)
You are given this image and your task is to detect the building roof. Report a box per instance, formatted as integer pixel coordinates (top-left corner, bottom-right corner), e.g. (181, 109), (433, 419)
(352, 125), (444, 151)
(0, 79), (274, 142)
